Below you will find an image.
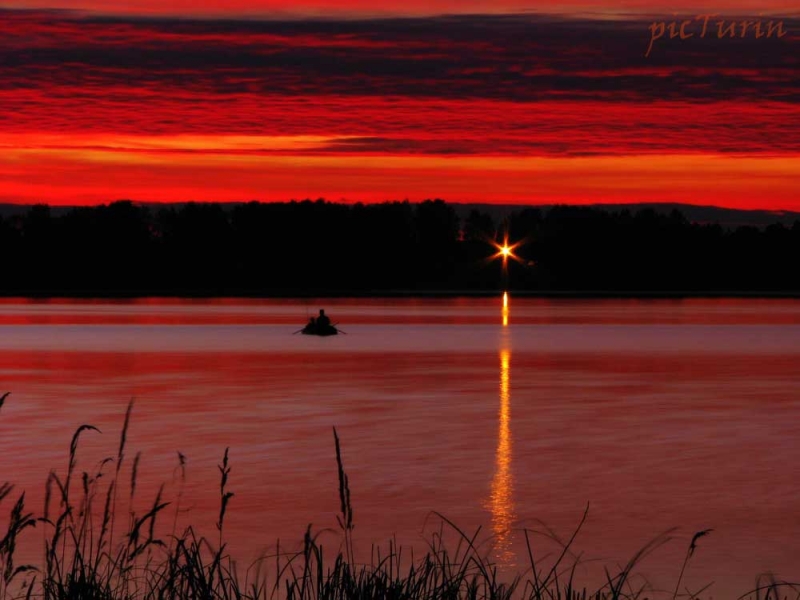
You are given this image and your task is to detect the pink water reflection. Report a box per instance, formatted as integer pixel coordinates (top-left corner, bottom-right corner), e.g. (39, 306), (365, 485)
(0, 298), (799, 598)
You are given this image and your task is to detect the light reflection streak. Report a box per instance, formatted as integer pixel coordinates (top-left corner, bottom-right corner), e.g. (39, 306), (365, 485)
(488, 314), (515, 564)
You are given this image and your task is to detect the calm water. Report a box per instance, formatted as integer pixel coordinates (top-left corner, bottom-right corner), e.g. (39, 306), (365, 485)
(1, 297), (800, 598)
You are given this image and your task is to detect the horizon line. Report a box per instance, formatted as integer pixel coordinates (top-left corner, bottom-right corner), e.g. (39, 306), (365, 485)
(2, 198), (799, 215)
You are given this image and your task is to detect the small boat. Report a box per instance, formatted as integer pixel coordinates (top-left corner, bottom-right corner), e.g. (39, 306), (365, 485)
(298, 310), (341, 336)
(301, 323), (339, 336)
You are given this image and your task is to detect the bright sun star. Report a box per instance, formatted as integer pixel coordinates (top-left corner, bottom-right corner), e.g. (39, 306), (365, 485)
(492, 238), (521, 263)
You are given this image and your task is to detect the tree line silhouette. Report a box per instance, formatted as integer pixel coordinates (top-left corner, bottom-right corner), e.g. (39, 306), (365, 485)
(1, 199), (799, 295)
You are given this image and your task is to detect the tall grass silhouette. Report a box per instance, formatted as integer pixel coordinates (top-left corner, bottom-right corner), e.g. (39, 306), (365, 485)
(0, 392), (797, 600)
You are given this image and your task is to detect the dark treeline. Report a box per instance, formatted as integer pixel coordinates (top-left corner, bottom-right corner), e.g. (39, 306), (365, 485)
(2, 199), (800, 295)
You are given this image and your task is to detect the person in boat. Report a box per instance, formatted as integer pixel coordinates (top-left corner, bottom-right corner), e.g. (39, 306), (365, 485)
(317, 309), (331, 329)
(298, 310), (338, 336)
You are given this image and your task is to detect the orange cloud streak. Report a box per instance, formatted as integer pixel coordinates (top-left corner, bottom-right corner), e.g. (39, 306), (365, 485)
(2, 148), (797, 208)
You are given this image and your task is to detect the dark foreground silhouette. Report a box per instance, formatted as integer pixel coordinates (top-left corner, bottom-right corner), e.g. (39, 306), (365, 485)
(300, 308), (340, 335)
(2, 199), (800, 295)
(0, 393), (790, 600)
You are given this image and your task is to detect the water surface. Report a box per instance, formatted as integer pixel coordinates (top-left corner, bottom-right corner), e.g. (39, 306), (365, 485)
(1, 297), (799, 598)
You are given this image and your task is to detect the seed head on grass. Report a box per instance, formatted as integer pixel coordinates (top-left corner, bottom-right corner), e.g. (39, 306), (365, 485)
(0, 492), (37, 593)
(117, 399), (134, 477)
(170, 451), (188, 549)
(176, 452), (187, 483)
(333, 427), (355, 567)
(0, 483), (13, 506)
(672, 529), (713, 600)
(130, 452), (141, 504)
(332, 428), (353, 533)
(689, 529), (713, 558)
(217, 448), (234, 537)
(66, 425), (101, 502)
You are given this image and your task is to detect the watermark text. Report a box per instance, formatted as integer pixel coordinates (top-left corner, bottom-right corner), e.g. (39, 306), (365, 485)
(645, 14), (789, 57)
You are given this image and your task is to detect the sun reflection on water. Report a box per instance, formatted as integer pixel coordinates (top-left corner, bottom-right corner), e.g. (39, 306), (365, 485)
(488, 334), (515, 565)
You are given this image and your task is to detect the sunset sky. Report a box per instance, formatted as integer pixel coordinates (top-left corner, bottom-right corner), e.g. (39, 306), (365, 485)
(1, 1), (798, 208)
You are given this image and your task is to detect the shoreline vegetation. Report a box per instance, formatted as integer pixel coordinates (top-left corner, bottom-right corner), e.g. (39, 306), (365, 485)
(5, 291), (800, 300)
(0, 396), (796, 600)
(2, 200), (800, 296)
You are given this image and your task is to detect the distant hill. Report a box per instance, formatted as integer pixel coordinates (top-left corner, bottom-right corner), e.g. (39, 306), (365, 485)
(0, 204), (78, 218)
(2, 201), (798, 230)
(449, 202), (800, 230)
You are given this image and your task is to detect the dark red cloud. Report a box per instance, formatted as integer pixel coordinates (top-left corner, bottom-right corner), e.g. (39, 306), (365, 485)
(0, 10), (797, 206)
(3, 0), (799, 16)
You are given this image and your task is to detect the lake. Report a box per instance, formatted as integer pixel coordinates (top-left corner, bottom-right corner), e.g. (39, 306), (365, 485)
(1, 297), (799, 598)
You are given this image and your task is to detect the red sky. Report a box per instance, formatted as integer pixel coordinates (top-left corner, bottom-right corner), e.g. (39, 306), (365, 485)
(0, 7), (798, 208)
(3, 0), (799, 16)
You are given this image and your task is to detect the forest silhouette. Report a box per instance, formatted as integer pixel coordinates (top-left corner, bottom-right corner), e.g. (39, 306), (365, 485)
(1, 199), (799, 295)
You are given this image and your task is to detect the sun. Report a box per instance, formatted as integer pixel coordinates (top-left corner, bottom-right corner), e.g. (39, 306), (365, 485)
(491, 238), (521, 263)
